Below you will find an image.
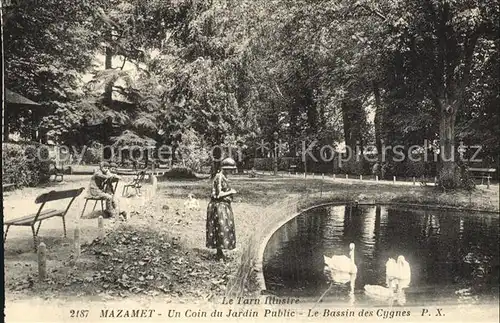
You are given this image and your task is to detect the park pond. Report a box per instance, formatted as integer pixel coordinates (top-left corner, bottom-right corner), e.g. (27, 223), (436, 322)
(263, 204), (499, 306)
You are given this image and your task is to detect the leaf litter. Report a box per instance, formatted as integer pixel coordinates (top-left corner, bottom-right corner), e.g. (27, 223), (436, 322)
(8, 224), (234, 300)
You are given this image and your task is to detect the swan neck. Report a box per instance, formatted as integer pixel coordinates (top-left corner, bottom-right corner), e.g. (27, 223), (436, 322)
(349, 250), (355, 263)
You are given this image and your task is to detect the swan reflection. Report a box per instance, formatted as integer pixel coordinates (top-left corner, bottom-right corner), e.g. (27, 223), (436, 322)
(323, 265), (357, 305)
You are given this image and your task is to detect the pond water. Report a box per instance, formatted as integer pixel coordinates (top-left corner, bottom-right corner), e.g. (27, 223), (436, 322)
(263, 205), (499, 306)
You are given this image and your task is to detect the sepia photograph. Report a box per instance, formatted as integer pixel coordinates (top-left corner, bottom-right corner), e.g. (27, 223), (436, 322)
(2, 0), (499, 322)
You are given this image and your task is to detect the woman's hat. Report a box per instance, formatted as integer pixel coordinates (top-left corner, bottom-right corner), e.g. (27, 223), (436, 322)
(221, 157), (237, 169)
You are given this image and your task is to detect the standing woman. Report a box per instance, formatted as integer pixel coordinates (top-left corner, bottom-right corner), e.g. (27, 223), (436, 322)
(206, 157), (238, 260)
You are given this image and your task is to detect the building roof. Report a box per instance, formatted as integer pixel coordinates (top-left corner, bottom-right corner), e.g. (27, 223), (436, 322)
(5, 89), (40, 107)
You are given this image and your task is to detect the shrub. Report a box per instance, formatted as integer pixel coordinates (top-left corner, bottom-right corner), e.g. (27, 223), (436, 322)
(2, 142), (51, 187)
(162, 166), (198, 179)
(251, 157), (301, 171)
(459, 165), (476, 192)
(339, 159), (364, 175)
(252, 158), (273, 170)
(176, 129), (210, 172)
(81, 145), (103, 165)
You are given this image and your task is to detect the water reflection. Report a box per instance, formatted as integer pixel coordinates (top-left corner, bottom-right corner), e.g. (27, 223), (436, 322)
(263, 205), (499, 305)
(321, 271), (356, 306)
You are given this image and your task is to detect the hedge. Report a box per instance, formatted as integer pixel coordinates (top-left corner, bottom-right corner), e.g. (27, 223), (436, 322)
(162, 166), (198, 179)
(2, 142), (52, 187)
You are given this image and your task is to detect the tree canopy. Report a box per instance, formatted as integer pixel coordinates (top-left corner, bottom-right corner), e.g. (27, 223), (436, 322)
(4, 0), (499, 187)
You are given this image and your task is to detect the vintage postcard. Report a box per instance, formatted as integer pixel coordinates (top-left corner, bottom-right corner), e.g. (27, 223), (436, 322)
(2, 0), (499, 322)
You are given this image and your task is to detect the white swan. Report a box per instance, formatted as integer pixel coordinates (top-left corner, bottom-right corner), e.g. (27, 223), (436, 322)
(364, 256), (411, 303)
(364, 284), (395, 299)
(386, 257), (398, 277)
(324, 268), (353, 284)
(397, 256), (411, 280)
(386, 256), (411, 282)
(324, 243), (358, 274)
(395, 256), (411, 288)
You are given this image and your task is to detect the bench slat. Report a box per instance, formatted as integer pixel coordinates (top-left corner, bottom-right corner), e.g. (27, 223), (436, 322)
(35, 187), (84, 204)
(85, 196), (108, 201)
(4, 209), (63, 226)
(468, 168), (496, 173)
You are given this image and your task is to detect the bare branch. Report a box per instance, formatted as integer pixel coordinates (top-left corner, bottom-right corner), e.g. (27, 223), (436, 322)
(456, 26), (482, 105)
(356, 4), (387, 21)
(274, 82), (285, 99)
(120, 56), (127, 70)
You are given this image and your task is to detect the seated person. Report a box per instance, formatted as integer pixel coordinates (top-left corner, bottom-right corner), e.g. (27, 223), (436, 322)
(88, 161), (127, 219)
(110, 162), (118, 174)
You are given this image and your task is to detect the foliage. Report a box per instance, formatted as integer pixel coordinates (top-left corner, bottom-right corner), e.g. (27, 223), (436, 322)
(4, 0), (499, 189)
(3, 0), (103, 139)
(2, 143), (51, 187)
(81, 146), (104, 165)
(175, 129), (210, 172)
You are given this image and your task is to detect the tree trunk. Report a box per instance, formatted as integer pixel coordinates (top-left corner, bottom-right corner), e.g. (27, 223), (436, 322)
(373, 83), (383, 160)
(288, 103), (299, 157)
(341, 98), (354, 150)
(211, 150), (221, 178)
(304, 88), (317, 136)
(341, 98), (354, 174)
(3, 108), (9, 142)
(211, 133), (222, 179)
(31, 109), (39, 142)
(341, 97), (366, 174)
(438, 99), (459, 188)
(103, 30), (113, 106)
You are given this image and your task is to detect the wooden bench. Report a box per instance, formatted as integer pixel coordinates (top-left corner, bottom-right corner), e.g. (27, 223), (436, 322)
(289, 165), (298, 174)
(468, 168), (496, 188)
(115, 168), (139, 176)
(122, 170), (147, 196)
(3, 187), (85, 251)
(2, 183), (17, 197)
(3, 183), (16, 191)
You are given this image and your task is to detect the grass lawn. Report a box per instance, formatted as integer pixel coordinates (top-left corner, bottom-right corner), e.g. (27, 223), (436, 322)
(4, 173), (498, 305)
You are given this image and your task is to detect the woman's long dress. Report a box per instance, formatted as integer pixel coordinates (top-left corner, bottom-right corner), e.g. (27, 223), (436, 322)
(206, 172), (236, 250)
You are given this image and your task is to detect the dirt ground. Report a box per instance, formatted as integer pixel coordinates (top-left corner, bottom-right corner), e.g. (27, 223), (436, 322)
(3, 173), (499, 305)
(3, 174), (274, 304)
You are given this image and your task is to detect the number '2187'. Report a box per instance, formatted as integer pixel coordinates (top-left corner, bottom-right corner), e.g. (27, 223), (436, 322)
(70, 310), (89, 318)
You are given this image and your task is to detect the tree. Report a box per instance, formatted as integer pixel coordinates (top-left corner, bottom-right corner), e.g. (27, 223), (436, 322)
(384, 0), (499, 188)
(3, 0), (105, 141)
(337, 0), (499, 185)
